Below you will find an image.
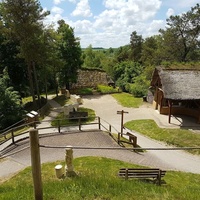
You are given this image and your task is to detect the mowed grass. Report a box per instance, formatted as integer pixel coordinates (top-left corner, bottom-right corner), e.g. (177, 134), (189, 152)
(1, 157), (200, 200)
(125, 119), (200, 155)
(51, 107), (96, 126)
(112, 92), (143, 108)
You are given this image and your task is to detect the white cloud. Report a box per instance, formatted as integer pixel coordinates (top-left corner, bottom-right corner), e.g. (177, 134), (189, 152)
(71, 0), (92, 17)
(44, 0), (165, 48)
(51, 6), (64, 15)
(53, 0), (63, 5)
(166, 8), (174, 18)
(73, 0), (163, 48)
(74, 20), (95, 34)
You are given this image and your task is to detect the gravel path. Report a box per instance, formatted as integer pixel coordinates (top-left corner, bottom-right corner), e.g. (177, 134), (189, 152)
(1, 94), (200, 183)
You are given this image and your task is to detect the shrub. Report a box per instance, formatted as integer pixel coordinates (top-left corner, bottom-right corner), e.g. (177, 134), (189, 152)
(97, 85), (119, 94)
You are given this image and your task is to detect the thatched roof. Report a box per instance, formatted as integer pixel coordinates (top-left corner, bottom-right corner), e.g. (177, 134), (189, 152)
(151, 67), (200, 100)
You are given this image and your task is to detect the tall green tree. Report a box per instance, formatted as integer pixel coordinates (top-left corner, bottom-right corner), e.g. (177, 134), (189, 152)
(0, 34), (28, 96)
(130, 31), (143, 62)
(141, 36), (159, 66)
(57, 20), (82, 89)
(0, 67), (24, 130)
(0, 0), (49, 108)
(159, 3), (200, 62)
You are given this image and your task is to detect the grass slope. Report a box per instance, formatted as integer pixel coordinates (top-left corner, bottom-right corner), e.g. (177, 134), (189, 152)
(1, 157), (200, 200)
(125, 119), (200, 155)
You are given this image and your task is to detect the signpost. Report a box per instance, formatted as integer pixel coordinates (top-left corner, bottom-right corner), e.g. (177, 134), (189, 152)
(117, 110), (128, 135)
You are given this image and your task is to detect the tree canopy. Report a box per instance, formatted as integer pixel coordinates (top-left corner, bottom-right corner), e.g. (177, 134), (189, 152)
(57, 20), (82, 89)
(0, 68), (24, 130)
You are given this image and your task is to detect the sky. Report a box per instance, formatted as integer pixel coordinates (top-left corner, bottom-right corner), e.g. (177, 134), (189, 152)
(39, 0), (200, 48)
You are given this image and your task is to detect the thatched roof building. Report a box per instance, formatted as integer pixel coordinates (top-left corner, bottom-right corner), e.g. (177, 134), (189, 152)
(150, 67), (200, 123)
(151, 67), (200, 100)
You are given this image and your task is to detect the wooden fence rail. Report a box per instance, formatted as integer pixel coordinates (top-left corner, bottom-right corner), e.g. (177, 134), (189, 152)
(0, 116), (118, 147)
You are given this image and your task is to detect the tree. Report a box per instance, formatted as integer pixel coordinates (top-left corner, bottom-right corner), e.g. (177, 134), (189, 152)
(0, 34), (28, 96)
(159, 3), (200, 62)
(0, 0), (50, 108)
(57, 20), (82, 89)
(113, 61), (143, 91)
(0, 67), (24, 130)
(141, 36), (159, 66)
(130, 31), (143, 62)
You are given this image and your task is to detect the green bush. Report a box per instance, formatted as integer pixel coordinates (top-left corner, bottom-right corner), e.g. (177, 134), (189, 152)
(128, 75), (150, 97)
(97, 85), (119, 94)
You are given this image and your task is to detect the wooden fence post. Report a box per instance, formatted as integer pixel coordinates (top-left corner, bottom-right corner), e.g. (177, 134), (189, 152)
(118, 132), (120, 144)
(58, 120), (61, 133)
(11, 129), (15, 144)
(98, 117), (101, 130)
(78, 118), (81, 131)
(29, 129), (43, 200)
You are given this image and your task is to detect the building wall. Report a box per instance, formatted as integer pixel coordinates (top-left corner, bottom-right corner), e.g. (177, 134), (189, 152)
(71, 69), (110, 89)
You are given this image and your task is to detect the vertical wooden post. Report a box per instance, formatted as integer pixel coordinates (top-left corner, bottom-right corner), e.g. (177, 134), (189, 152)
(58, 120), (61, 133)
(121, 110), (124, 136)
(29, 129), (43, 200)
(118, 132), (120, 144)
(168, 100), (172, 124)
(98, 117), (101, 130)
(109, 125), (111, 135)
(78, 118), (81, 131)
(125, 168), (128, 180)
(117, 110), (128, 136)
(11, 129), (15, 144)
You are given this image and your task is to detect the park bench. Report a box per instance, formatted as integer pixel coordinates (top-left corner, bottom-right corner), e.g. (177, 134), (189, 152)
(118, 168), (166, 185)
(69, 111), (88, 119)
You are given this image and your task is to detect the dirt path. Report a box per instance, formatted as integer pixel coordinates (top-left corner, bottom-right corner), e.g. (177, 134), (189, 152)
(80, 94), (200, 174)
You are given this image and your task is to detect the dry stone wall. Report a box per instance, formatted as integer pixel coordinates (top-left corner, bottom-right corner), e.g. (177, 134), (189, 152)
(71, 69), (110, 89)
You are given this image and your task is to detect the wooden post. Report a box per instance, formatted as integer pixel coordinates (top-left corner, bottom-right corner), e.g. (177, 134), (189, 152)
(117, 110), (128, 135)
(98, 117), (101, 130)
(118, 132), (120, 144)
(78, 118), (81, 131)
(29, 129), (43, 200)
(125, 168), (128, 180)
(109, 125), (111, 135)
(58, 120), (61, 133)
(11, 129), (15, 144)
(168, 100), (172, 124)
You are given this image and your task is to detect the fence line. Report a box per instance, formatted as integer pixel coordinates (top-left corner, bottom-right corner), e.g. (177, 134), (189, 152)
(1, 144), (200, 159)
(39, 145), (200, 151)
(0, 116), (118, 147)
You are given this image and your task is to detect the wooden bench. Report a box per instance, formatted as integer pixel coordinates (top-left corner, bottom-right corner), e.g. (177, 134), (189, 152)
(69, 111), (88, 119)
(118, 168), (166, 185)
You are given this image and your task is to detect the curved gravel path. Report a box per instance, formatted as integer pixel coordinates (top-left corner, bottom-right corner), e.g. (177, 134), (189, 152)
(80, 94), (200, 174)
(1, 94), (200, 183)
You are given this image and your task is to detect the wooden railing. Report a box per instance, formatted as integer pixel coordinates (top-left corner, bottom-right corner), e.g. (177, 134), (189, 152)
(0, 116), (119, 147)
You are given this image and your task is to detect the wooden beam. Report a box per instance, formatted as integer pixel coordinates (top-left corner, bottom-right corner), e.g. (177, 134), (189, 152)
(168, 100), (172, 124)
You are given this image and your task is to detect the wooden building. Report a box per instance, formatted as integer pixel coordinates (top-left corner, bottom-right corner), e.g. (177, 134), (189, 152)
(150, 67), (200, 123)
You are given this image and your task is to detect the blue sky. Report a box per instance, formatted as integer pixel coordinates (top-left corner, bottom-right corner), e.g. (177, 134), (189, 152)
(39, 0), (200, 48)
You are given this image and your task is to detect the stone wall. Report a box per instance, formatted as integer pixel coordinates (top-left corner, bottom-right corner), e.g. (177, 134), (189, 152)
(71, 69), (112, 89)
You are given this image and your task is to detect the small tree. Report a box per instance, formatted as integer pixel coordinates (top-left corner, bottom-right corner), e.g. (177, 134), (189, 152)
(0, 67), (24, 129)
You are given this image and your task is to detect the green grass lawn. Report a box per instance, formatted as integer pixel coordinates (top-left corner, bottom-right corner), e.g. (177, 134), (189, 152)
(51, 107), (96, 126)
(125, 119), (200, 155)
(1, 157), (200, 200)
(112, 92), (143, 108)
